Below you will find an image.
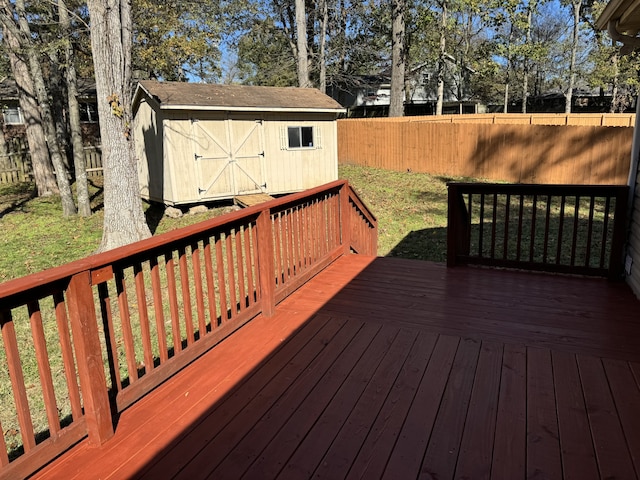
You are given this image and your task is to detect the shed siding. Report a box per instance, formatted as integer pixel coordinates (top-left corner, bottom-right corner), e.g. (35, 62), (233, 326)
(163, 111), (219, 203)
(137, 105), (339, 204)
(262, 113), (338, 194)
(135, 99), (166, 203)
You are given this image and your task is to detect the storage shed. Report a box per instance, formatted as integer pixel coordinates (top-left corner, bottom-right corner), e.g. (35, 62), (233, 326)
(132, 80), (345, 205)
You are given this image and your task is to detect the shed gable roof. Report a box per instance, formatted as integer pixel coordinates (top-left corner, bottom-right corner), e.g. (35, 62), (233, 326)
(135, 80), (344, 113)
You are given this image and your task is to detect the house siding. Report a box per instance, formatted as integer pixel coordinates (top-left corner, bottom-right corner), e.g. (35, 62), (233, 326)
(627, 167), (640, 297)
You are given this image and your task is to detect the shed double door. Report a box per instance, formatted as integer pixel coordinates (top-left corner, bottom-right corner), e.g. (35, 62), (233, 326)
(192, 116), (266, 199)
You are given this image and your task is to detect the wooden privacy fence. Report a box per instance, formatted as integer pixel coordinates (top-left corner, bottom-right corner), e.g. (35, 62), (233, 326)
(0, 180), (377, 479)
(375, 113), (636, 126)
(0, 146), (103, 185)
(338, 117), (633, 185)
(447, 182), (628, 279)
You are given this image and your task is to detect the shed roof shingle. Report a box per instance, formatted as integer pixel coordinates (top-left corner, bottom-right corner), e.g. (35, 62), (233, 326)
(137, 80), (344, 112)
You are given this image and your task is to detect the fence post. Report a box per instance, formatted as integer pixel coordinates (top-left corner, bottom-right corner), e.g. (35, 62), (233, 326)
(66, 270), (114, 445)
(340, 182), (352, 255)
(256, 209), (276, 317)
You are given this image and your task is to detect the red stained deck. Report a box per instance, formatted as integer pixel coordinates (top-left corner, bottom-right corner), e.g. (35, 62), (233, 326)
(33, 256), (640, 479)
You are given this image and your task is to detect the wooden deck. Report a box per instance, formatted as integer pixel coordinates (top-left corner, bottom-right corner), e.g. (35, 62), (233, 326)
(32, 256), (640, 479)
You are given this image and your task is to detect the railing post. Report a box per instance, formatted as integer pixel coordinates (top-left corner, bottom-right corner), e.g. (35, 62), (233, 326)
(447, 183), (470, 267)
(340, 182), (352, 255)
(447, 184), (459, 266)
(609, 186), (629, 281)
(257, 209), (276, 317)
(66, 271), (114, 445)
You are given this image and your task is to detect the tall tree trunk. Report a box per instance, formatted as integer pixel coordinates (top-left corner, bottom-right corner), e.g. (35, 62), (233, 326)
(88, 0), (151, 251)
(503, 26), (514, 114)
(565, 0), (581, 114)
(389, 0), (405, 117)
(7, 0), (77, 214)
(610, 45), (619, 113)
(319, 0), (328, 93)
(295, 0), (310, 87)
(0, 117), (8, 172)
(436, 0), (447, 115)
(503, 82), (509, 113)
(59, 0), (91, 216)
(48, 51), (70, 170)
(1, 23), (58, 197)
(338, 0), (347, 74)
(522, 0), (535, 113)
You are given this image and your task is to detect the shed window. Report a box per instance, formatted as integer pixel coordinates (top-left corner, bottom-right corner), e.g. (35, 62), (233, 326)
(288, 126), (314, 148)
(3, 107), (23, 124)
(79, 102), (98, 123)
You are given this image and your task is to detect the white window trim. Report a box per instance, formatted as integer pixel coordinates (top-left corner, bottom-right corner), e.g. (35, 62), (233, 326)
(280, 125), (322, 150)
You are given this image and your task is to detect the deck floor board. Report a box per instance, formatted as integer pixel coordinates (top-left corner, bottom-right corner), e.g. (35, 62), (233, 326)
(32, 256), (640, 480)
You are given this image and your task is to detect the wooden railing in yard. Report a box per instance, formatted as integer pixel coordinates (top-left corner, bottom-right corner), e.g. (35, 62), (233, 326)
(0, 180), (377, 480)
(447, 183), (628, 280)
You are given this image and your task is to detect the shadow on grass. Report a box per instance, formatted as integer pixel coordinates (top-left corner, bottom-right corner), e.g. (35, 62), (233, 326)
(0, 182), (37, 218)
(144, 202), (166, 235)
(387, 226), (448, 263)
(89, 178), (104, 213)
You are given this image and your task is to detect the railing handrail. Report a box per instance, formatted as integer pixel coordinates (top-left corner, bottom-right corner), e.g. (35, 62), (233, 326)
(346, 184), (377, 227)
(447, 182), (627, 196)
(0, 179), (378, 478)
(0, 179), (352, 306)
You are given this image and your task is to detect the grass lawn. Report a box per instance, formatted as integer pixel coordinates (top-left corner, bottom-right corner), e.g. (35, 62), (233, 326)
(0, 179), (237, 282)
(0, 166), (456, 283)
(339, 164), (461, 261)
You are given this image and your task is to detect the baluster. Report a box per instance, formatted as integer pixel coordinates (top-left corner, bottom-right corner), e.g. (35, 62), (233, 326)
(27, 301), (60, 437)
(191, 242), (207, 336)
(133, 263), (154, 373)
(1, 310), (36, 452)
(178, 247), (194, 345)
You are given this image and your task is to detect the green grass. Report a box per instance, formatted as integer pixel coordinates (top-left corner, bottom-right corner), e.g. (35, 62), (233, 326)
(0, 179), (235, 282)
(339, 164), (467, 261)
(0, 167), (456, 283)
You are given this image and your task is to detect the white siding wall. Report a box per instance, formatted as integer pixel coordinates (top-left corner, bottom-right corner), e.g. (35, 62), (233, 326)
(627, 168), (640, 297)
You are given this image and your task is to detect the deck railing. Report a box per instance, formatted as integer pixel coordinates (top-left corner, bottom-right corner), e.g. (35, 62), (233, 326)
(447, 182), (628, 280)
(0, 180), (377, 479)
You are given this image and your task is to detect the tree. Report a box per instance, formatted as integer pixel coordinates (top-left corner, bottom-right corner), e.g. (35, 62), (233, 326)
(237, 18), (297, 86)
(565, 0), (582, 112)
(0, 0), (77, 214)
(319, 0), (328, 92)
(87, 0), (150, 251)
(15, 0), (76, 214)
(522, 0), (537, 112)
(132, 0), (227, 82)
(436, 0), (448, 115)
(1, 12), (58, 197)
(59, 0), (91, 216)
(389, 0), (405, 117)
